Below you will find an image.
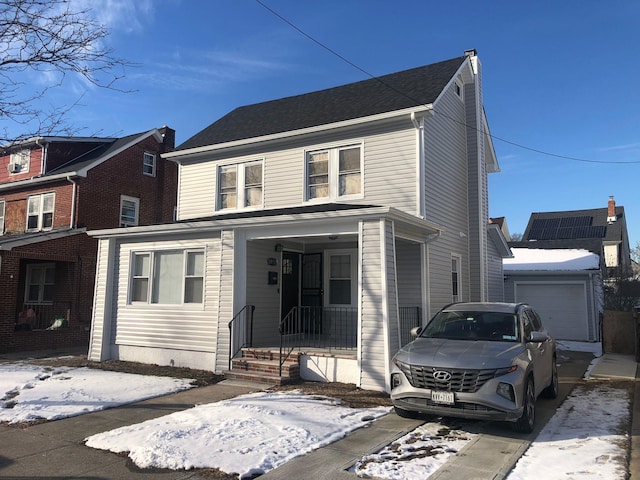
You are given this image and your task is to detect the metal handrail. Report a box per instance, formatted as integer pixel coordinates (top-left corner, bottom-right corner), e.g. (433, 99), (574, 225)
(278, 307), (299, 376)
(228, 305), (255, 369)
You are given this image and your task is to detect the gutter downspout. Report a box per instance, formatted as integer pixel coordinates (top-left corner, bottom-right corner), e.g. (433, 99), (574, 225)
(35, 137), (47, 173)
(66, 176), (78, 228)
(411, 111), (432, 219)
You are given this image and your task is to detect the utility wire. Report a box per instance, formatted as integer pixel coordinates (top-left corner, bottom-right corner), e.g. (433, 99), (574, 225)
(255, 0), (640, 165)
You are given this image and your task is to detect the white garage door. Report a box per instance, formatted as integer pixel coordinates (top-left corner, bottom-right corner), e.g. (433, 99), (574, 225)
(515, 282), (589, 341)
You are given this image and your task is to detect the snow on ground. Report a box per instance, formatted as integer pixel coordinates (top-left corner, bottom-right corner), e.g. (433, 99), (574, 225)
(507, 383), (630, 480)
(350, 420), (476, 479)
(0, 363), (194, 424)
(1, 342), (632, 479)
(85, 391), (390, 477)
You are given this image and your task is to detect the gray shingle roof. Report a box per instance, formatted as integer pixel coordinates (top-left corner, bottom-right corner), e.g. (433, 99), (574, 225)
(177, 55), (467, 151)
(510, 206), (627, 255)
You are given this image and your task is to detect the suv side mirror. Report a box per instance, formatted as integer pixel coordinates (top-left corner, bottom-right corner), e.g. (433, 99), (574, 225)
(527, 331), (547, 343)
(411, 326), (423, 337)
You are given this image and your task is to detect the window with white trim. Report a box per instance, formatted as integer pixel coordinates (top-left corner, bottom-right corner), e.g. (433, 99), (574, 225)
(120, 195), (139, 227)
(25, 263), (55, 304)
(324, 249), (357, 306)
(306, 145), (362, 201)
(143, 152), (156, 177)
(452, 256), (461, 302)
(130, 249), (204, 304)
(0, 199), (5, 234)
(10, 149), (30, 174)
(26, 192), (54, 232)
(217, 161), (263, 210)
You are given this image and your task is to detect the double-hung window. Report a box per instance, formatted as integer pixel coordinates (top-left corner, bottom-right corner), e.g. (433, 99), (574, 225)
(325, 249), (357, 307)
(218, 161), (263, 210)
(143, 152), (156, 177)
(130, 249), (204, 304)
(120, 195), (139, 227)
(306, 145), (362, 201)
(25, 263), (55, 304)
(26, 193), (54, 232)
(0, 199), (5, 234)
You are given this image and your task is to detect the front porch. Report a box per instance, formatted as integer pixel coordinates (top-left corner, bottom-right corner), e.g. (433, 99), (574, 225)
(226, 305), (421, 385)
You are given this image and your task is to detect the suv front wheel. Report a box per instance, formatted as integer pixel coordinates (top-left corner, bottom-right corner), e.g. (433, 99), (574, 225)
(513, 377), (535, 433)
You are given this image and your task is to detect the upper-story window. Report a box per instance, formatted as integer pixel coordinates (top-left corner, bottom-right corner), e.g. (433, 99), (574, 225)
(26, 193), (54, 232)
(451, 255), (461, 302)
(120, 195), (139, 227)
(0, 199), (5, 234)
(218, 161), (263, 210)
(10, 149), (30, 174)
(454, 79), (463, 100)
(143, 152), (156, 177)
(306, 145), (362, 201)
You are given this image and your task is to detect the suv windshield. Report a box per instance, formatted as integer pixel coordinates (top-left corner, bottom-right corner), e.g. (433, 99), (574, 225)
(421, 310), (520, 342)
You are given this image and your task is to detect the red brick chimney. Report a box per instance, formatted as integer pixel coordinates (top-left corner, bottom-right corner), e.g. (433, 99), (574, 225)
(607, 196), (617, 223)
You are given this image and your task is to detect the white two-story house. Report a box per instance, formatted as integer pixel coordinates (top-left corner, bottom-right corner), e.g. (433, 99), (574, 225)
(87, 50), (508, 392)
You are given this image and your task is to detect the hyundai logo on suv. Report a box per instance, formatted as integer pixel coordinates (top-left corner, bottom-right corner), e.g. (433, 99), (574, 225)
(433, 370), (452, 382)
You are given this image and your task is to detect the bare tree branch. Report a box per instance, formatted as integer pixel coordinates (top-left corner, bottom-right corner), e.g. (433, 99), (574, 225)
(0, 0), (132, 144)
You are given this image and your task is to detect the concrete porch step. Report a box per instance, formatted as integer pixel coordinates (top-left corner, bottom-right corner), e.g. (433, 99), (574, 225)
(241, 348), (300, 363)
(223, 368), (300, 386)
(231, 358), (300, 377)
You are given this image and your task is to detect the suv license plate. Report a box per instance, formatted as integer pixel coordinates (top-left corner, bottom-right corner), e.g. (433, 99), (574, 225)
(431, 391), (454, 405)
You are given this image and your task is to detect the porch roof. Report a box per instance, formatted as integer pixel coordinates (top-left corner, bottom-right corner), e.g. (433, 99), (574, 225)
(0, 227), (87, 251)
(87, 204), (444, 240)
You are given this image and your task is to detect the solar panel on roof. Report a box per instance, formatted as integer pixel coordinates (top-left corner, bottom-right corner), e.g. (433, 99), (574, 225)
(527, 216), (598, 240)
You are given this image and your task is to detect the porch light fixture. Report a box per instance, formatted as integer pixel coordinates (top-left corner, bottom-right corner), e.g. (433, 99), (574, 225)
(274, 244), (283, 252)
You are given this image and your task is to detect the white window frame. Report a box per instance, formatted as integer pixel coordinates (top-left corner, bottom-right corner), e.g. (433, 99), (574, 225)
(143, 151), (156, 177)
(25, 263), (55, 304)
(454, 78), (463, 100)
(305, 144), (363, 202)
(10, 149), (30, 174)
(26, 192), (55, 232)
(216, 160), (263, 211)
(0, 199), (5, 235)
(452, 255), (461, 302)
(120, 195), (140, 227)
(323, 249), (358, 307)
(129, 249), (205, 305)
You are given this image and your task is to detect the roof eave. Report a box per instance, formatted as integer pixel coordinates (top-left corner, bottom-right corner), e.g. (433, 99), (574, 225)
(163, 105), (433, 161)
(88, 206), (444, 240)
(0, 171), (81, 192)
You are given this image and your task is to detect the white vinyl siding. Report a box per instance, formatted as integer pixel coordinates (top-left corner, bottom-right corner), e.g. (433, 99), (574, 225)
(246, 240), (281, 347)
(114, 236), (221, 353)
(176, 121), (419, 220)
(359, 219), (387, 391)
(424, 77), (472, 311)
(88, 238), (116, 361)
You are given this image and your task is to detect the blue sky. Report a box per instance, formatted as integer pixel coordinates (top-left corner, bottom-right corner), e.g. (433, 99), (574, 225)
(7, 1), (640, 247)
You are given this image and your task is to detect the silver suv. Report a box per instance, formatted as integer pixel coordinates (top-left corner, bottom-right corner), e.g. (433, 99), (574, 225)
(390, 302), (557, 432)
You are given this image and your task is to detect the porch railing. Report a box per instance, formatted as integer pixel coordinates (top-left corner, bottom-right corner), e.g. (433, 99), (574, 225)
(399, 306), (422, 346)
(228, 305), (255, 369)
(279, 306), (357, 375)
(16, 302), (71, 331)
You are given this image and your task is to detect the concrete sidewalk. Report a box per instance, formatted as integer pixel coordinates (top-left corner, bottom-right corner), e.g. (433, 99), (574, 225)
(0, 350), (636, 480)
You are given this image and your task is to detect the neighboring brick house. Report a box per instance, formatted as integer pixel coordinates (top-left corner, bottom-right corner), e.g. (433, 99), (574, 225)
(0, 127), (177, 353)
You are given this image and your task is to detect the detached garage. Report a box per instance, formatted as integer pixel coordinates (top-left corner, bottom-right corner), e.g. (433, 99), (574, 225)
(503, 248), (603, 342)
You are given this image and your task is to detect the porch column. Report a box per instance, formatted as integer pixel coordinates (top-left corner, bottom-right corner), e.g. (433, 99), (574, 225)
(359, 218), (399, 392)
(214, 229), (235, 373)
(88, 238), (117, 361)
